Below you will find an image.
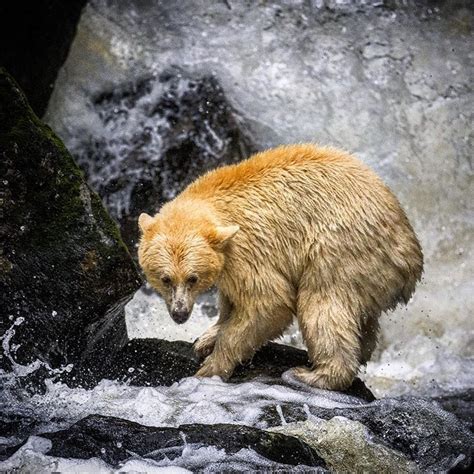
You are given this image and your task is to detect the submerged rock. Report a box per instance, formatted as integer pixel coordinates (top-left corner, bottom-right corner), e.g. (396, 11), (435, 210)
(271, 417), (418, 473)
(71, 68), (254, 251)
(0, 70), (141, 378)
(22, 414), (327, 470)
(264, 397), (474, 472)
(2, 388), (471, 471)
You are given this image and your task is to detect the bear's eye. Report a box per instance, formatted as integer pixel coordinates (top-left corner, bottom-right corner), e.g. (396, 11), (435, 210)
(187, 275), (198, 285)
(161, 275), (172, 286)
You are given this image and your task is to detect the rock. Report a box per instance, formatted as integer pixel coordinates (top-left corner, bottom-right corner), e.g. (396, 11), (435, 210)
(70, 68), (255, 252)
(433, 389), (474, 432)
(23, 414), (326, 469)
(0, 0), (88, 116)
(270, 417), (418, 473)
(0, 70), (141, 378)
(263, 397), (474, 472)
(0, 413), (38, 444)
(71, 337), (375, 402)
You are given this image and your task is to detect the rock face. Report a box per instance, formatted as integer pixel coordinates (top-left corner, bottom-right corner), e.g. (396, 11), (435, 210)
(0, 70), (141, 375)
(70, 68), (254, 251)
(35, 414), (326, 469)
(0, 0), (88, 116)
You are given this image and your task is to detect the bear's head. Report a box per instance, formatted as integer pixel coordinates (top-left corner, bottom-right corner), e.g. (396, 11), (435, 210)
(137, 211), (239, 324)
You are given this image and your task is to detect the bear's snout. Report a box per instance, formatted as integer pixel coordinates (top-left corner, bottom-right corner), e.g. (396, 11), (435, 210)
(171, 309), (190, 325)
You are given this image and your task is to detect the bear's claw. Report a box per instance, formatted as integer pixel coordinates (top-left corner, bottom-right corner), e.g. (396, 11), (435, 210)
(193, 339), (214, 359)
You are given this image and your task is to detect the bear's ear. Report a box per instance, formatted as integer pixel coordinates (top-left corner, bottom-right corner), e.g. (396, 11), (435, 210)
(207, 225), (239, 249)
(138, 213), (155, 233)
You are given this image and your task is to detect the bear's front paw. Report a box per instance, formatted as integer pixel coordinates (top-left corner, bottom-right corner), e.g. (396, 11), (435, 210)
(290, 366), (352, 391)
(195, 359), (232, 381)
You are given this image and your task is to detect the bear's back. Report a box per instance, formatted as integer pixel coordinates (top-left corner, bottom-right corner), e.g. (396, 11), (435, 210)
(183, 144), (396, 228)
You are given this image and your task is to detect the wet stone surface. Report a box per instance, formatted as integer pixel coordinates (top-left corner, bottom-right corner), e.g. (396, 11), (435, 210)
(35, 414), (327, 469)
(0, 69), (141, 374)
(263, 396), (474, 472)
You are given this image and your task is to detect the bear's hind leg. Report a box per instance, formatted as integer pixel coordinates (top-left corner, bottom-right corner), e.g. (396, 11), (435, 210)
(294, 289), (361, 391)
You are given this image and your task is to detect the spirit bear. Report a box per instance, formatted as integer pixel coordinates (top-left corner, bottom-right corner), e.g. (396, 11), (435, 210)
(138, 144), (423, 390)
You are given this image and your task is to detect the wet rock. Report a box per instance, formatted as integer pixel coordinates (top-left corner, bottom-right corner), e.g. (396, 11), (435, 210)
(32, 414), (326, 469)
(433, 389), (474, 432)
(263, 397), (474, 472)
(71, 68), (255, 251)
(271, 417), (418, 473)
(0, 413), (38, 443)
(0, 0), (88, 116)
(0, 70), (141, 375)
(72, 337), (375, 402)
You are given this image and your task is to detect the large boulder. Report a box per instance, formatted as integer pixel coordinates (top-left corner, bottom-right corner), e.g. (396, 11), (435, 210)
(76, 337), (375, 401)
(0, 69), (141, 377)
(0, 0), (88, 117)
(68, 68), (255, 251)
(35, 414), (326, 469)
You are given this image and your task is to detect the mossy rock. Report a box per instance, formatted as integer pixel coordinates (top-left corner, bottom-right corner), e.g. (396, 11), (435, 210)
(0, 69), (141, 374)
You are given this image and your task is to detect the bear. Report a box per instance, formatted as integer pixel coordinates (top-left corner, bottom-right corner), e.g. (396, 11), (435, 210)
(138, 144), (423, 390)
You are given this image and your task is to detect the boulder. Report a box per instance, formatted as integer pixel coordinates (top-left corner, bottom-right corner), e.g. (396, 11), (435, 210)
(270, 417), (418, 473)
(73, 337), (375, 402)
(2, 393), (472, 471)
(433, 389), (474, 432)
(0, 69), (141, 378)
(70, 68), (255, 251)
(33, 414), (326, 469)
(263, 397), (474, 472)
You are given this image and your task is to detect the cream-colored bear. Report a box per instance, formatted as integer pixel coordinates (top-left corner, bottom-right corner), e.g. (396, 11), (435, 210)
(138, 144), (423, 390)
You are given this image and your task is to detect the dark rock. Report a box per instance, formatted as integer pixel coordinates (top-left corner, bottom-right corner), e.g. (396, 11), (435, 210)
(263, 397), (474, 472)
(0, 0), (88, 117)
(0, 70), (141, 376)
(71, 68), (255, 252)
(0, 413), (39, 461)
(37, 414), (326, 469)
(0, 413), (38, 441)
(69, 337), (375, 403)
(433, 389), (474, 432)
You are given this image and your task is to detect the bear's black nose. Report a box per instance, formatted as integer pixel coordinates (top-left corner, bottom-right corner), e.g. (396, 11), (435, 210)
(171, 309), (190, 325)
